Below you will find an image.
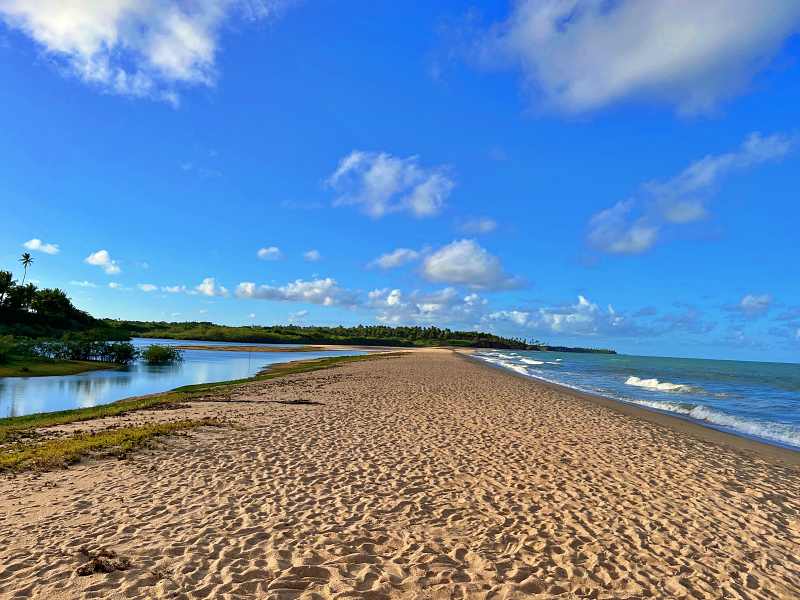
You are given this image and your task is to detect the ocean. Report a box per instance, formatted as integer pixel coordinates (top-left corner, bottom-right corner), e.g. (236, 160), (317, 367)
(473, 350), (800, 450)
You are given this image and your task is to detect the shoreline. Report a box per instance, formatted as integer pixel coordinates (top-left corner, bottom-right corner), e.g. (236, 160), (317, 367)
(458, 350), (800, 465)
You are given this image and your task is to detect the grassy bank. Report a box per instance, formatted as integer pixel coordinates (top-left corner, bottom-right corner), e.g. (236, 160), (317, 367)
(0, 419), (219, 472)
(0, 357), (120, 378)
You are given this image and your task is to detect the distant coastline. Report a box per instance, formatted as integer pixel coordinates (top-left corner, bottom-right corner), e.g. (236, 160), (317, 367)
(107, 319), (617, 354)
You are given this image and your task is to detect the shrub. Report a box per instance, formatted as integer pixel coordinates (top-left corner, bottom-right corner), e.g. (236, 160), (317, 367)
(0, 335), (15, 364)
(141, 345), (183, 365)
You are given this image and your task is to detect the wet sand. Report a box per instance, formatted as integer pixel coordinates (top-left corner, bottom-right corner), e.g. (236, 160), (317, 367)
(1, 350), (799, 599)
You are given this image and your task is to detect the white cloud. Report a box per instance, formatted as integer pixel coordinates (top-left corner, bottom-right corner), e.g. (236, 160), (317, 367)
(108, 282), (122, 290)
(587, 201), (660, 255)
(195, 277), (228, 297)
(422, 239), (520, 290)
(370, 248), (421, 269)
(23, 238), (60, 254)
(486, 295), (648, 337)
(288, 309), (308, 323)
(84, 249), (121, 274)
(588, 132), (793, 254)
(458, 217), (497, 235)
(739, 293), (772, 316)
(368, 286), (487, 325)
(162, 285), (186, 293)
(137, 283), (158, 292)
(257, 246), (283, 261)
(0, 1), (292, 104)
(328, 151), (454, 218)
(69, 280), (96, 288)
(483, 0), (800, 114)
(236, 278), (358, 307)
(303, 249), (321, 262)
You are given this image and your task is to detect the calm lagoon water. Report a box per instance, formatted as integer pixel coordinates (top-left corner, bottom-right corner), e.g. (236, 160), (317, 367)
(474, 350), (800, 450)
(0, 338), (364, 418)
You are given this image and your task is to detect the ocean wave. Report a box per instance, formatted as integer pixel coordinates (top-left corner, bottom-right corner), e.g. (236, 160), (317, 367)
(625, 376), (693, 393)
(627, 399), (800, 448)
(473, 353), (800, 450)
(521, 358), (545, 365)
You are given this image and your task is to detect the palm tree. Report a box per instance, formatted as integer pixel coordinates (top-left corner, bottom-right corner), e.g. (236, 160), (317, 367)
(19, 252), (33, 284)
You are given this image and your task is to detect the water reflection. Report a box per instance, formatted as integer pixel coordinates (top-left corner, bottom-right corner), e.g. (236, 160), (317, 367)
(0, 339), (363, 418)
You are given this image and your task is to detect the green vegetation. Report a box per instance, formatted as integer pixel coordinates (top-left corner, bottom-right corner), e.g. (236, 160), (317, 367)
(112, 321), (616, 353)
(141, 344), (183, 365)
(0, 392), (187, 443)
(0, 357), (118, 378)
(0, 334), (137, 378)
(112, 321), (539, 349)
(0, 419), (217, 472)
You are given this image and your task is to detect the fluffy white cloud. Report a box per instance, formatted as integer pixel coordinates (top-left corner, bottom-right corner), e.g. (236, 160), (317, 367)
(303, 249), (321, 262)
(257, 246), (283, 261)
(137, 283), (158, 292)
(370, 248), (421, 269)
(84, 249), (121, 274)
(486, 295), (647, 337)
(588, 132), (793, 254)
(458, 217), (497, 235)
(739, 293), (772, 316)
(368, 287), (487, 325)
(108, 282), (122, 290)
(422, 239), (520, 290)
(328, 151), (454, 218)
(483, 0), (800, 114)
(69, 280), (96, 288)
(195, 277), (228, 297)
(236, 278), (358, 307)
(23, 238), (60, 254)
(0, 1), (290, 103)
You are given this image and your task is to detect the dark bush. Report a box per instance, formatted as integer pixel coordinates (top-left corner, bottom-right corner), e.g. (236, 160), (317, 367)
(141, 345), (183, 365)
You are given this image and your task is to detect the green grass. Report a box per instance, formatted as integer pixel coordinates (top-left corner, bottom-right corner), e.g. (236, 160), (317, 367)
(0, 352), (405, 444)
(0, 357), (119, 378)
(0, 419), (217, 472)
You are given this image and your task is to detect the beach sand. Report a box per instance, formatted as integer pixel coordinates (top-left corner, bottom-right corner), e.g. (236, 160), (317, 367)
(1, 350), (799, 599)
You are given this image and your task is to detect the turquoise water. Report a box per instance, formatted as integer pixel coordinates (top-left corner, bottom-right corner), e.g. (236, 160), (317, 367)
(474, 350), (800, 450)
(0, 339), (364, 418)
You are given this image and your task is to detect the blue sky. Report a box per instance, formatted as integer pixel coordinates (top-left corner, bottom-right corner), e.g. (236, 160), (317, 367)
(1, 1), (799, 362)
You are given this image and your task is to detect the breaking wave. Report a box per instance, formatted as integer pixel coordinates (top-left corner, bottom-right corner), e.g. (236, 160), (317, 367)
(625, 376), (693, 393)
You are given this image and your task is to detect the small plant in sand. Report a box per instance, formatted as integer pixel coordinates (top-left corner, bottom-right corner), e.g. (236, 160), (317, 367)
(141, 345), (183, 365)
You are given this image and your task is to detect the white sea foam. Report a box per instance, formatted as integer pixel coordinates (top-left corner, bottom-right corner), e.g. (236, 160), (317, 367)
(474, 353), (800, 449)
(628, 400), (800, 448)
(521, 358), (545, 365)
(625, 376), (692, 393)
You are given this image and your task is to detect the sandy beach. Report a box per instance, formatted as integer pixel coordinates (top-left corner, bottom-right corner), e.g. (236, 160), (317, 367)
(1, 350), (799, 599)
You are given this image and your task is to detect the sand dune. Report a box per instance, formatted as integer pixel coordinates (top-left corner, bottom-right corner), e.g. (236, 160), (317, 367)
(1, 350), (799, 599)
